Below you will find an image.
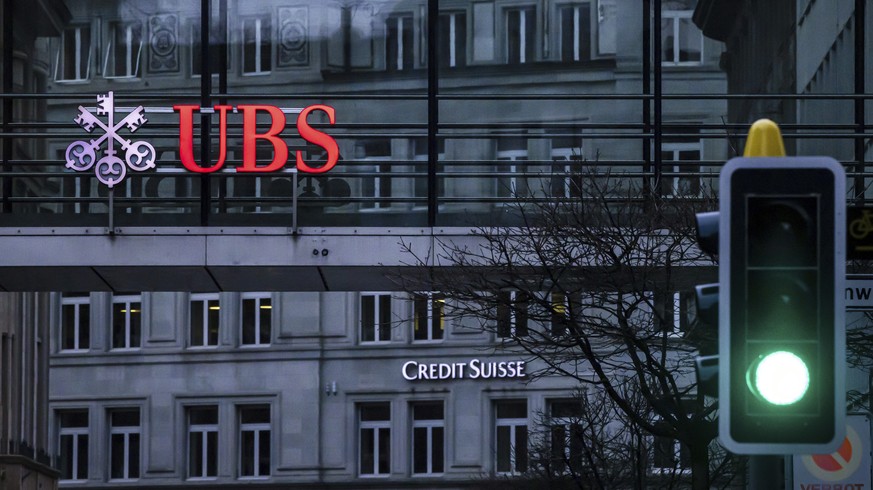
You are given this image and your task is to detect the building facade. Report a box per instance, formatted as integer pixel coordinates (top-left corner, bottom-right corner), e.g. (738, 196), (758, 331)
(2, 0), (735, 487)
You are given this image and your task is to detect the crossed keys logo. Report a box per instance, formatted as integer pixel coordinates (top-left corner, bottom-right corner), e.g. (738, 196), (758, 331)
(65, 91), (156, 188)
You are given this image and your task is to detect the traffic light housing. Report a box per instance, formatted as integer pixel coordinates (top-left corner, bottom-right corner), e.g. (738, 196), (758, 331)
(718, 156), (845, 454)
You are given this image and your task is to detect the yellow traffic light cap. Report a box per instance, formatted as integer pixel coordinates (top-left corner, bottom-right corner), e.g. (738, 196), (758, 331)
(743, 119), (787, 158)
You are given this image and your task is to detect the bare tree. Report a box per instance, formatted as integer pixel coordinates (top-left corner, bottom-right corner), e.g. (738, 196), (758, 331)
(400, 165), (737, 489)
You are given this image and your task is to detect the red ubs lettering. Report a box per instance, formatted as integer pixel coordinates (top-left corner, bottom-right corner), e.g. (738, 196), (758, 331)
(173, 104), (339, 174)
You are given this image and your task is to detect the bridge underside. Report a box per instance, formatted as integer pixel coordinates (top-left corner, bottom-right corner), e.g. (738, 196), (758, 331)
(0, 227), (715, 292)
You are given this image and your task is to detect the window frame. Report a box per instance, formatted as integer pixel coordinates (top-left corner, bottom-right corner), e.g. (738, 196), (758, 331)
(187, 405), (219, 480)
(660, 139), (703, 197)
(241, 15), (272, 76)
(494, 399), (528, 475)
(103, 20), (144, 79)
(660, 8), (703, 66)
(411, 401), (445, 476)
(496, 149), (528, 199)
(239, 405), (272, 479)
(548, 399), (585, 475)
(358, 402), (392, 477)
(360, 292), (392, 344)
(111, 294), (142, 351)
(240, 293), (271, 347)
(438, 11), (467, 68)
(497, 291), (529, 338)
(61, 294), (90, 352)
(505, 6), (536, 64)
(413, 292), (445, 342)
(557, 2), (593, 62)
(550, 147), (585, 199)
(385, 13), (416, 71)
(108, 408), (141, 482)
(189, 293), (220, 348)
(54, 24), (92, 82)
(58, 409), (90, 483)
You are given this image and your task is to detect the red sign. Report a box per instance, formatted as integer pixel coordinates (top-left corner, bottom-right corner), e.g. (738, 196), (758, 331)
(173, 103), (339, 174)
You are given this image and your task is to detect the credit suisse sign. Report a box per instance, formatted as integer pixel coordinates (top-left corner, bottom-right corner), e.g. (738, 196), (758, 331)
(402, 359), (526, 381)
(66, 91), (338, 188)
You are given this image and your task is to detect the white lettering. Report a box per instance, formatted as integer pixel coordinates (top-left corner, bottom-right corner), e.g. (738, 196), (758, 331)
(402, 361), (418, 381)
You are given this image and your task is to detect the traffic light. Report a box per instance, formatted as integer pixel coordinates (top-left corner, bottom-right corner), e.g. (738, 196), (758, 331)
(718, 155), (845, 454)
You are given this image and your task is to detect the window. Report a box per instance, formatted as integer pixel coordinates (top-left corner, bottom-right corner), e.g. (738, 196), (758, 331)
(495, 400), (528, 474)
(242, 16), (272, 74)
(112, 295), (142, 350)
(109, 409), (140, 481)
(551, 147), (585, 198)
(359, 403), (391, 476)
(654, 291), (694, 334)
(359, 140), (393, 210)
(190, 293), (220, 348)
(412, 402), (444, 475)
(496, 148), (528, 198)
(506, 7), (535, 64)
(104, 21), (144, 78)
(549, 400), (584, 474)
(412, 138), (445, 204)
(660, 140), (702, 197)
(651, 421), (691, 472)
(61, 295), (90, 351)
(188, 406), (218, 479)
(661, 4), (702, 65)
(240, 405), (271, 478)
(550, 292), (577, 336)
(413, 293), (445, 341)
(559, 4), (592, 62)
(58, 410), (89, 482)
(439, 12), (467, 68)
(361, 293), (392, 343)
(497, 291), (529, 338)
(55, 25), (91, 81)
(386, 14), (414, 71)
(241, 294), (271, 346)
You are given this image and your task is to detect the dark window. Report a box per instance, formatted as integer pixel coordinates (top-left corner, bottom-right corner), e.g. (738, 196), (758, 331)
(506, 7), (536, 64)
(497, 291), (529, 337)
(550, 400), (585, 474)
(495, 400), (528, 474)
(412, 402), (444, 475)
(439, 12), (467, 68)
(112, 296), (142, 350)
(560, 4), (592, 62)
(61, 295), (90, 351)
(58, 410), (89, 481)
(190, 294), (220, 347)
(105, 21), (143, 78)
(109, 409), (140, 480)
(359, 403), (391, 476)
(188, 406), (218, 479)
(57, 26), (91, 81)
(386, 14), (414, 71)
(242, 16), (271, 74)
(361, 293), (392, 342)
(414, 294), (445, 341)
(242, 295), (271, 346)
(240, 405), (271, 477)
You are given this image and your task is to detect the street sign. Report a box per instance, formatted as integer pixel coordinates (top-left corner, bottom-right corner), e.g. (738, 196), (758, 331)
(846, 279), (873, 310)
(793, 414), (871, 489)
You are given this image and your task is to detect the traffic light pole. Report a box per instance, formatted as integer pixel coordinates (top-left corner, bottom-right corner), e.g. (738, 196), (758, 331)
(750, 455), (783, 489)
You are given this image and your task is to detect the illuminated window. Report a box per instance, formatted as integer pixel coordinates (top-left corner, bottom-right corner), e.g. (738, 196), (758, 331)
(413, 293), (445, 341)
(386, 14), (414, 71)
(495, 400), (528, 474)
(58, 410), (89, 482)
(190, 293), (220, 348)
(359, 403), (391, 476)
(112, 295), (142, 350)
(109, 409), (140, 481)
(361, 293), (392, 343)
(241, 294), (271, 346)
(239, 405), (271, 478)
(61, 294), (90, 351)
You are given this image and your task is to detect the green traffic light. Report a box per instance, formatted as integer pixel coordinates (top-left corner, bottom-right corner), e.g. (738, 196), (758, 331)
(749, 351), (810, 405)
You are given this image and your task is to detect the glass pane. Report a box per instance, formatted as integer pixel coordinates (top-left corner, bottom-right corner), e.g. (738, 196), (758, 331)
(258, 430), (271, 476)
(189, 406), (218, 425)
(515, 425), (528, 472)
(112, 302), (126, 348)
(360, 427), (374, 474)
(110, 433), (124, 479)
(378, 295), (391, 341)
(241, 406), (270, 424)
(242, 298), (255, 344)
(361, 295), (375, 342)
(189, 432), (203, 477)
(413, 296), (427, 340)
(432, 427), (444, 473)
(413, 427), (427, 474)
(207, 301), (220, 345)
(191, 300), (204, 346)
(360, 403), (390, 421)
(432, 296), (444, 340)
(77, 435), (89, 480)
(79, 304), (90, 348)
(60, 434), (74, 479)
(259, 298), (271, 344)
(679, 18), (701, 62)
(129, 302), (141, 347)
(60, 410), (88, 427)
(62, 304), (76, 349)
(112, 409), (139, 427)
(377, 427), (390, 474)
(241, 430), (255, 476)
(496, 400), (527, 419)
(129, 433), (140, 478)
(496, 425), (511, 472)
(206, 431), (217, 477)
(413, 403), (443, 420)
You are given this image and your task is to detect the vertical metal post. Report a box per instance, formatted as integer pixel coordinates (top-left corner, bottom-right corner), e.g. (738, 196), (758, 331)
(292, 170), (298, 233)
(199, 0), (212, 225)
(427, 0), (438, 227)
(854, 0), (866, 202)
(217, 0), (228, 213)
(653, 0), (663, 197)
(108, 189), (114, 234)
(642, 0), (651, 199)
(2, 0), (12, 213)
(749, 455), (784, 489)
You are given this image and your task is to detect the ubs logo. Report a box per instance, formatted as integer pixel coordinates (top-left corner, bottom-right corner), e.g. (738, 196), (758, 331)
(66, 91), (156, 188)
